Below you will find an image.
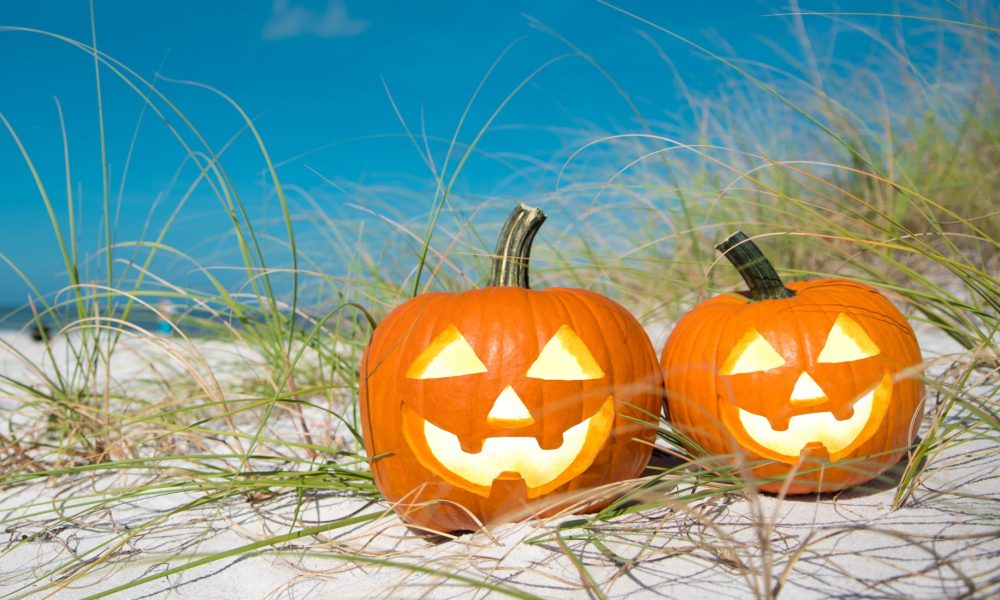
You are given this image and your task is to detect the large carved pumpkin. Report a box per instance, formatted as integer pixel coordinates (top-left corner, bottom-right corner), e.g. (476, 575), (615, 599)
(360, 205), (663, 532)
(661, 232), (924, 493)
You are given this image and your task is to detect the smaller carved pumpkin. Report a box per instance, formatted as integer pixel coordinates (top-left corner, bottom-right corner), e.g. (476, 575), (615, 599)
(661, 232), (924, 493)
(360, 205), (663, 532)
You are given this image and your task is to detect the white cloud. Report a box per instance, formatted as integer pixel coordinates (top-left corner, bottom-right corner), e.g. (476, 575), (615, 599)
(262, 0), (370, 40)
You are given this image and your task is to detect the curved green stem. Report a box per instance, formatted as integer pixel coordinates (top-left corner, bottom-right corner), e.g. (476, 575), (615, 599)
(489, 204), (547, 288)
(716, 232), (794, 301)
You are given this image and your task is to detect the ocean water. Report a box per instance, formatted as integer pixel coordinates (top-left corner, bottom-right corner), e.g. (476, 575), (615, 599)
(0, 304), (210, 336)
(0, 303), (355, 339)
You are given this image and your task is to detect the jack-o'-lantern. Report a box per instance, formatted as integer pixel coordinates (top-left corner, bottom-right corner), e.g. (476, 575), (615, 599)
(661, 232), (924, 493)
(360, 205), (663, 532)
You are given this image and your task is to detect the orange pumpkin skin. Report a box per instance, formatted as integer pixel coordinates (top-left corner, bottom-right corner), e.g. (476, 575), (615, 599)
(662, 237), (924, 494)
(359, 209), (663, 532)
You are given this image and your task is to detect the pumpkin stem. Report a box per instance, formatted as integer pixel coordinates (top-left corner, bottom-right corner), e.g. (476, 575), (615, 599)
(716, 231), (795, 301)
(489, 203), (547, 288)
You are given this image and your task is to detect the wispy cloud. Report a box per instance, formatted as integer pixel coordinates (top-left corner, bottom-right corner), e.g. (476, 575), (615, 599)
(262, 0), (369, 40)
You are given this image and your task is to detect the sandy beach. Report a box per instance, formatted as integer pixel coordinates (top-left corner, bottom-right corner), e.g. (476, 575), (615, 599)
(1, 319), (996, 599)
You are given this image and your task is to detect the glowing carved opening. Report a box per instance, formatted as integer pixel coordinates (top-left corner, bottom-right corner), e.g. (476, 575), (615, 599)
(817, 313), (880, 363)
(406, 324), (487, 379)
(487, 385), (534, 426)
(419, 397), (615, 494)
(789, 371), (825, 403)
(739, 390), (871, 455)
(721, 328), (786, 375)
(526, 324), (604, 380)
(736, 373), (892, 458)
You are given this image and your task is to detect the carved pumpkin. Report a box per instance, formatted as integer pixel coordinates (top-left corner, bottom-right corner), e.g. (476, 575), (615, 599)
(360, 205), (663, 532)
(661, 232), (924, 493)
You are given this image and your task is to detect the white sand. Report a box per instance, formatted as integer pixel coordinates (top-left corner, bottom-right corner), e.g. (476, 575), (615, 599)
(1, 323), (997, 598)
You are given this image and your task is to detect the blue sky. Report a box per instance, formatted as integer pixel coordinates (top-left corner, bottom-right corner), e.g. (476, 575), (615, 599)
(0, 1), (945, 309)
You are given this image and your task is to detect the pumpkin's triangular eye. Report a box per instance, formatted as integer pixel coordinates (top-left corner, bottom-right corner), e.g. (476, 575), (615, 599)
(407, 324), (488, 379)
(526, 324), (604, 380)
(721, 328), (786, 375)
(817, 313), (879, 363)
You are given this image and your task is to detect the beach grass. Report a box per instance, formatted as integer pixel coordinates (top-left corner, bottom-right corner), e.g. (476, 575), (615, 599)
(1, 3), (997, 598)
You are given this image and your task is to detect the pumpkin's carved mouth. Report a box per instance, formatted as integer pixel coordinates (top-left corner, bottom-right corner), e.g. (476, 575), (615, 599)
(403, 397), (615, 498)
(728, 372), (893, 462)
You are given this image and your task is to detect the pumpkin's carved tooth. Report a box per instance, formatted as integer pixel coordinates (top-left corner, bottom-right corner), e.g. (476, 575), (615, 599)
(460, 437), (485, 454)
(799, 441), (831, 461)
(766, 414), (791, 432)
(486, 476), (529, 511)
(831, 404), (856, 422)
(538, 430), (565, 451)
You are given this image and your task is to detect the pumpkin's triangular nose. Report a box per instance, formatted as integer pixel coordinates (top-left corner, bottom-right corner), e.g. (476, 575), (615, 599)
(790, 371), (826, 403)
(487, 386), (534, 425)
